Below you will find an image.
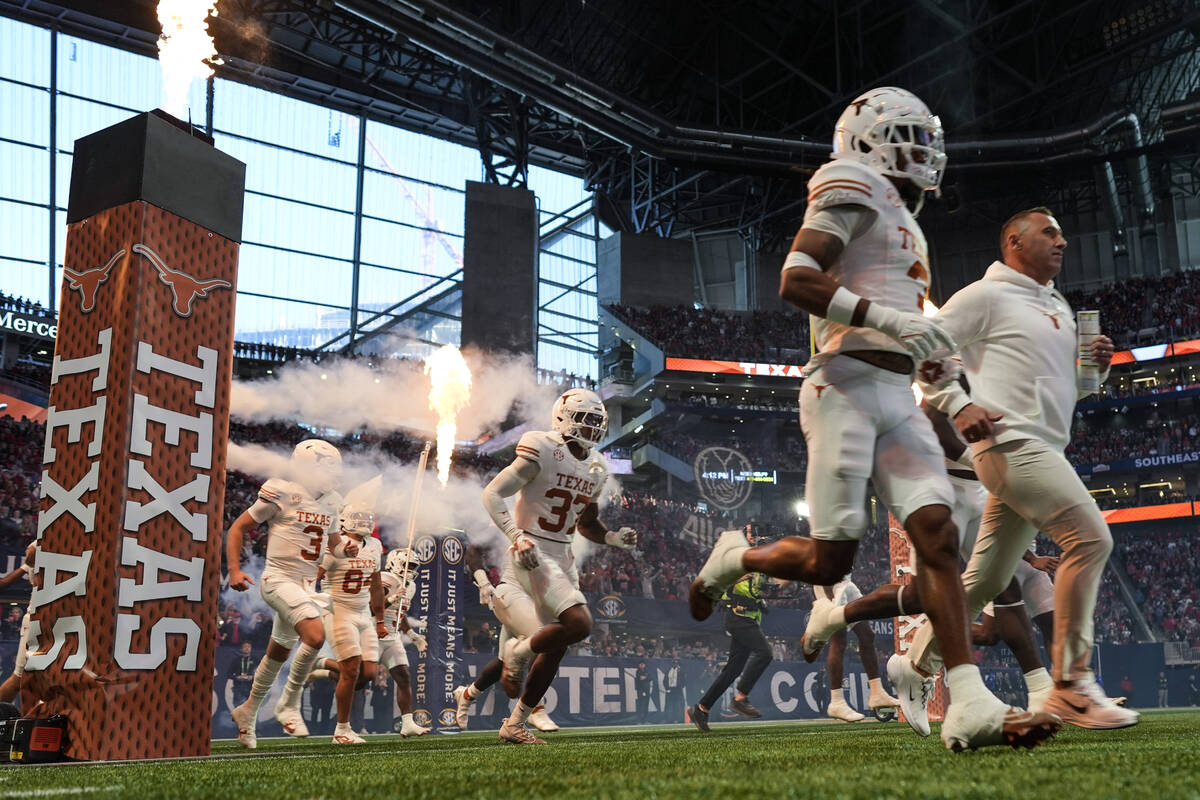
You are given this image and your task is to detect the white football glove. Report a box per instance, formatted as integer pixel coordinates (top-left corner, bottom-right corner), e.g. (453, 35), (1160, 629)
(478, 581), (495, 609)
(604, 527), (638, 550)
(864, 304), (956, 362)
(407, 616), (427, 633)
(917, 349), (963, 389)
(513, 532), (540, 569)
(406, 631), (427, 653)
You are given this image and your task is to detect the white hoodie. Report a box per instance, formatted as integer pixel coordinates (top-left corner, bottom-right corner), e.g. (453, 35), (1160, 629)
(920, 261), (1108, 453)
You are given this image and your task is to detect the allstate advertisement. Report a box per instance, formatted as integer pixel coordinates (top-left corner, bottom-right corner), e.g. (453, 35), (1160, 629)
(409, 531), (465, 732)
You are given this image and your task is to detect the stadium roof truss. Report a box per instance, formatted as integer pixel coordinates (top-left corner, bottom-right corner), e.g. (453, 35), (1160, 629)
(4, 0), (1200, 245)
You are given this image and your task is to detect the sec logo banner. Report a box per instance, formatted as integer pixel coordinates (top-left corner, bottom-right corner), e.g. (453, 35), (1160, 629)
(414, 536), (437, 564)
(441, 536), (463, 565)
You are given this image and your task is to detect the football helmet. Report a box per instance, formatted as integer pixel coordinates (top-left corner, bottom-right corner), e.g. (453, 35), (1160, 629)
(291, 439), (342, 496)
(339, 500), (376, 538)
(832, 87), (947, 193)
(550, 388), (608, 447)
(385, 548), (414, 577)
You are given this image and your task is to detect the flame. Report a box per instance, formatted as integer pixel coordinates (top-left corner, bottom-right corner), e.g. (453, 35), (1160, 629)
(913, 297), (941, 404)
(156, 0), (220, 120)
(424, 345), (472, 487)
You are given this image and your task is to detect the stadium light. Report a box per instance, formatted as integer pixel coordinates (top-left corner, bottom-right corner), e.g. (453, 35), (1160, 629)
(794, 499), (810, 519)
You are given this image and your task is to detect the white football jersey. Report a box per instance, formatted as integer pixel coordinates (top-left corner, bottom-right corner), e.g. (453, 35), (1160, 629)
(803, 159), (931, 358)
(256, 479), (341, 582)
(513, 430), (610, 544)
(321, 535), (381, 612)
(379, 570), (414, 636)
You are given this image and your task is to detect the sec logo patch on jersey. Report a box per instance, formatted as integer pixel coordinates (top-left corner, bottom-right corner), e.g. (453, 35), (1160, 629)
(552, 448), (565, 462)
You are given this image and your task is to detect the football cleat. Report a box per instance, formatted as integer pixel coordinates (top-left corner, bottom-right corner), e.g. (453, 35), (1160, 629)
(942, 696), (1061, 752)
(728, 698), (762, 718)
(688, 529), (751, 621)
(500, 636), (531, 699)
(1042, 679), (1140, 729)
(499, 719), (546, 745)
(528, 704), (559, 732)
(332, 729), (366, 745)
(230, 703), (257, 750)
(887, 653), (934, 737)
(688, 705), (711, 733)
(273, 698), (309, 738)
(827, 699), (866, 723)
(868, 686), (901, 714)
(453, 685), (475, 730)
(800, 597), (844, 662)
(400, 716), (431, 738)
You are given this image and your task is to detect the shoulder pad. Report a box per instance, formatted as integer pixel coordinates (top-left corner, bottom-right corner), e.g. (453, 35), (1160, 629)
(807, 160), (893, 214)
(258, 478), (298, 507)
(515, 430), (547, 462)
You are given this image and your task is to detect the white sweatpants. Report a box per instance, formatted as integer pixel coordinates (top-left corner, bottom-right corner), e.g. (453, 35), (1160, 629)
(909, 438), (1111, 682)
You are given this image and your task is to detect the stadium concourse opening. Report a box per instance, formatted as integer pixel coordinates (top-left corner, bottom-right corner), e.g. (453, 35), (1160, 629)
(0, 0), (1199, 790)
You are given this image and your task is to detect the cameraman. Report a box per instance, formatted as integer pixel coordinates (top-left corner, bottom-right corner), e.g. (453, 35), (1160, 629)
(690, 526), (773, 732)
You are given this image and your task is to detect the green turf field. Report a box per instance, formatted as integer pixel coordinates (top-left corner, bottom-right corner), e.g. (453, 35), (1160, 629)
(3, 710), (1199, 799)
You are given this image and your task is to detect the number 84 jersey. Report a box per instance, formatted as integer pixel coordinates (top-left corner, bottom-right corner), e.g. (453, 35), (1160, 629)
(322, 536), (382, 612)
(256, 478), (342, 582)
(513, 430), (610, 545)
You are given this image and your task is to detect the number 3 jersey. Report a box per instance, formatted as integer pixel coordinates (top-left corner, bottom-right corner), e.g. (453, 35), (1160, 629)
(512, 430), (611, 545)
(321, 536), (382, 613)
(250, 478), (342, 583)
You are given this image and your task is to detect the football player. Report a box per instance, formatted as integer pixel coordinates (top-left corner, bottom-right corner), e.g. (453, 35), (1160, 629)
(314, 498), (385, 744)
(0, 542), (35, 703)
(452, 544), (558, 733)
(690, 87), (1060, 751)
(813, 577), (900, 722)
(226, 439), (355, 749)
(376, 547), (432, 738)
(481, 388), (636, 744)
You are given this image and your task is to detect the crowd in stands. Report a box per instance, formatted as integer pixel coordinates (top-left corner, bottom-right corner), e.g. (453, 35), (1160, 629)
(607, 304), (809, 362)
(1, 360), (51, 389)
(678, 392), (799, 414)
(649, 431), (807, 473)
(1118, 527), (1200, 644)
(1067, 410), (1200, 466)
(0, 292), (50, 318)
(1063, 269), (1200, 350)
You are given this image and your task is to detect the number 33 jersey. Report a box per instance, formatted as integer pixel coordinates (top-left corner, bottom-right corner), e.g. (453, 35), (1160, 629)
(252, 478), (342, 582)
(321, 536), (382, 612)
(513, 430), (611, 545)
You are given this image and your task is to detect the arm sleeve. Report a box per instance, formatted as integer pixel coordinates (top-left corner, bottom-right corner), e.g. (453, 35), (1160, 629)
(801, 205), (877, 245)
(481, 456), (540, 543)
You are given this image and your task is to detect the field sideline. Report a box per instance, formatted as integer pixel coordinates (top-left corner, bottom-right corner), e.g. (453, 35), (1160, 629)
(2, 709), (1198, 799)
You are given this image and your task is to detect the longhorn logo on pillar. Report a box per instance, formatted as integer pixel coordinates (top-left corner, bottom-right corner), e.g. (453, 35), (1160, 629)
(64, 250), (125, 313)
(132, 243), (233, 318)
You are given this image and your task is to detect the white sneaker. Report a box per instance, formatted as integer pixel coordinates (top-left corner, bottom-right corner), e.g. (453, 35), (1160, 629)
(400, 716), (431, 737)
(500, 636), (531, 699)
(801, 597), (845, 662)
(332, 727), (366, 744)
(528, 704), (559, 732)
(1043, 678), (1140, 729)
(941, 695), (1062, 752)
(453, 685), (475, 730)
(868, 686), (901, 713)
(887, 653), (934, 737)
(306, 669), (332, 682)
(827, 699), (865, 722)
(499, 718), (545, 745)
(231, 703), (257, 750)
(273, 698), (309, 738)
(689, 529), (751, 621)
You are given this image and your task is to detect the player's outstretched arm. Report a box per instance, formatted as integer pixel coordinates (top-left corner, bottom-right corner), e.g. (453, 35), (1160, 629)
(225, 510), (261, 591)
(0, 560), (29, 591)
(576, 503), (637, 550)
(481, 456), (539, 543)
(464, 544), (495, 607)
(369, 571), (387, 640)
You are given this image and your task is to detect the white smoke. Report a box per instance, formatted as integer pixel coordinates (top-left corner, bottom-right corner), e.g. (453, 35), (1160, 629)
(229, 346), (560, 442)
(225, 442), (502, 552)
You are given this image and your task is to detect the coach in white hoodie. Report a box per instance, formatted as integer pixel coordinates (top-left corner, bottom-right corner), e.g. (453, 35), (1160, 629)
(906, 206), (1138, 730)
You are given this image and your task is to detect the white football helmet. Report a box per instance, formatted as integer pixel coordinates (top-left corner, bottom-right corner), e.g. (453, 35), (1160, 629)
(832, 87), (947, 193)
(551, 388), (608, 448)
(385, 548), (414, 577)
(339, 501), (376, 538)
(291, 439), (343, 496)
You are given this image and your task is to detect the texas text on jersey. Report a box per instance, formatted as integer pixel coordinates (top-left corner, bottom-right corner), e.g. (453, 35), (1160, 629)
(253, 478), (342, 581)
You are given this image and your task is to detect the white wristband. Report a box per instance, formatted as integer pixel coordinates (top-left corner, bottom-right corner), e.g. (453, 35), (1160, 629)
(473, 569), (490, 587)
(783, 250), (822, 272)
(825, 285), (865, 326)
